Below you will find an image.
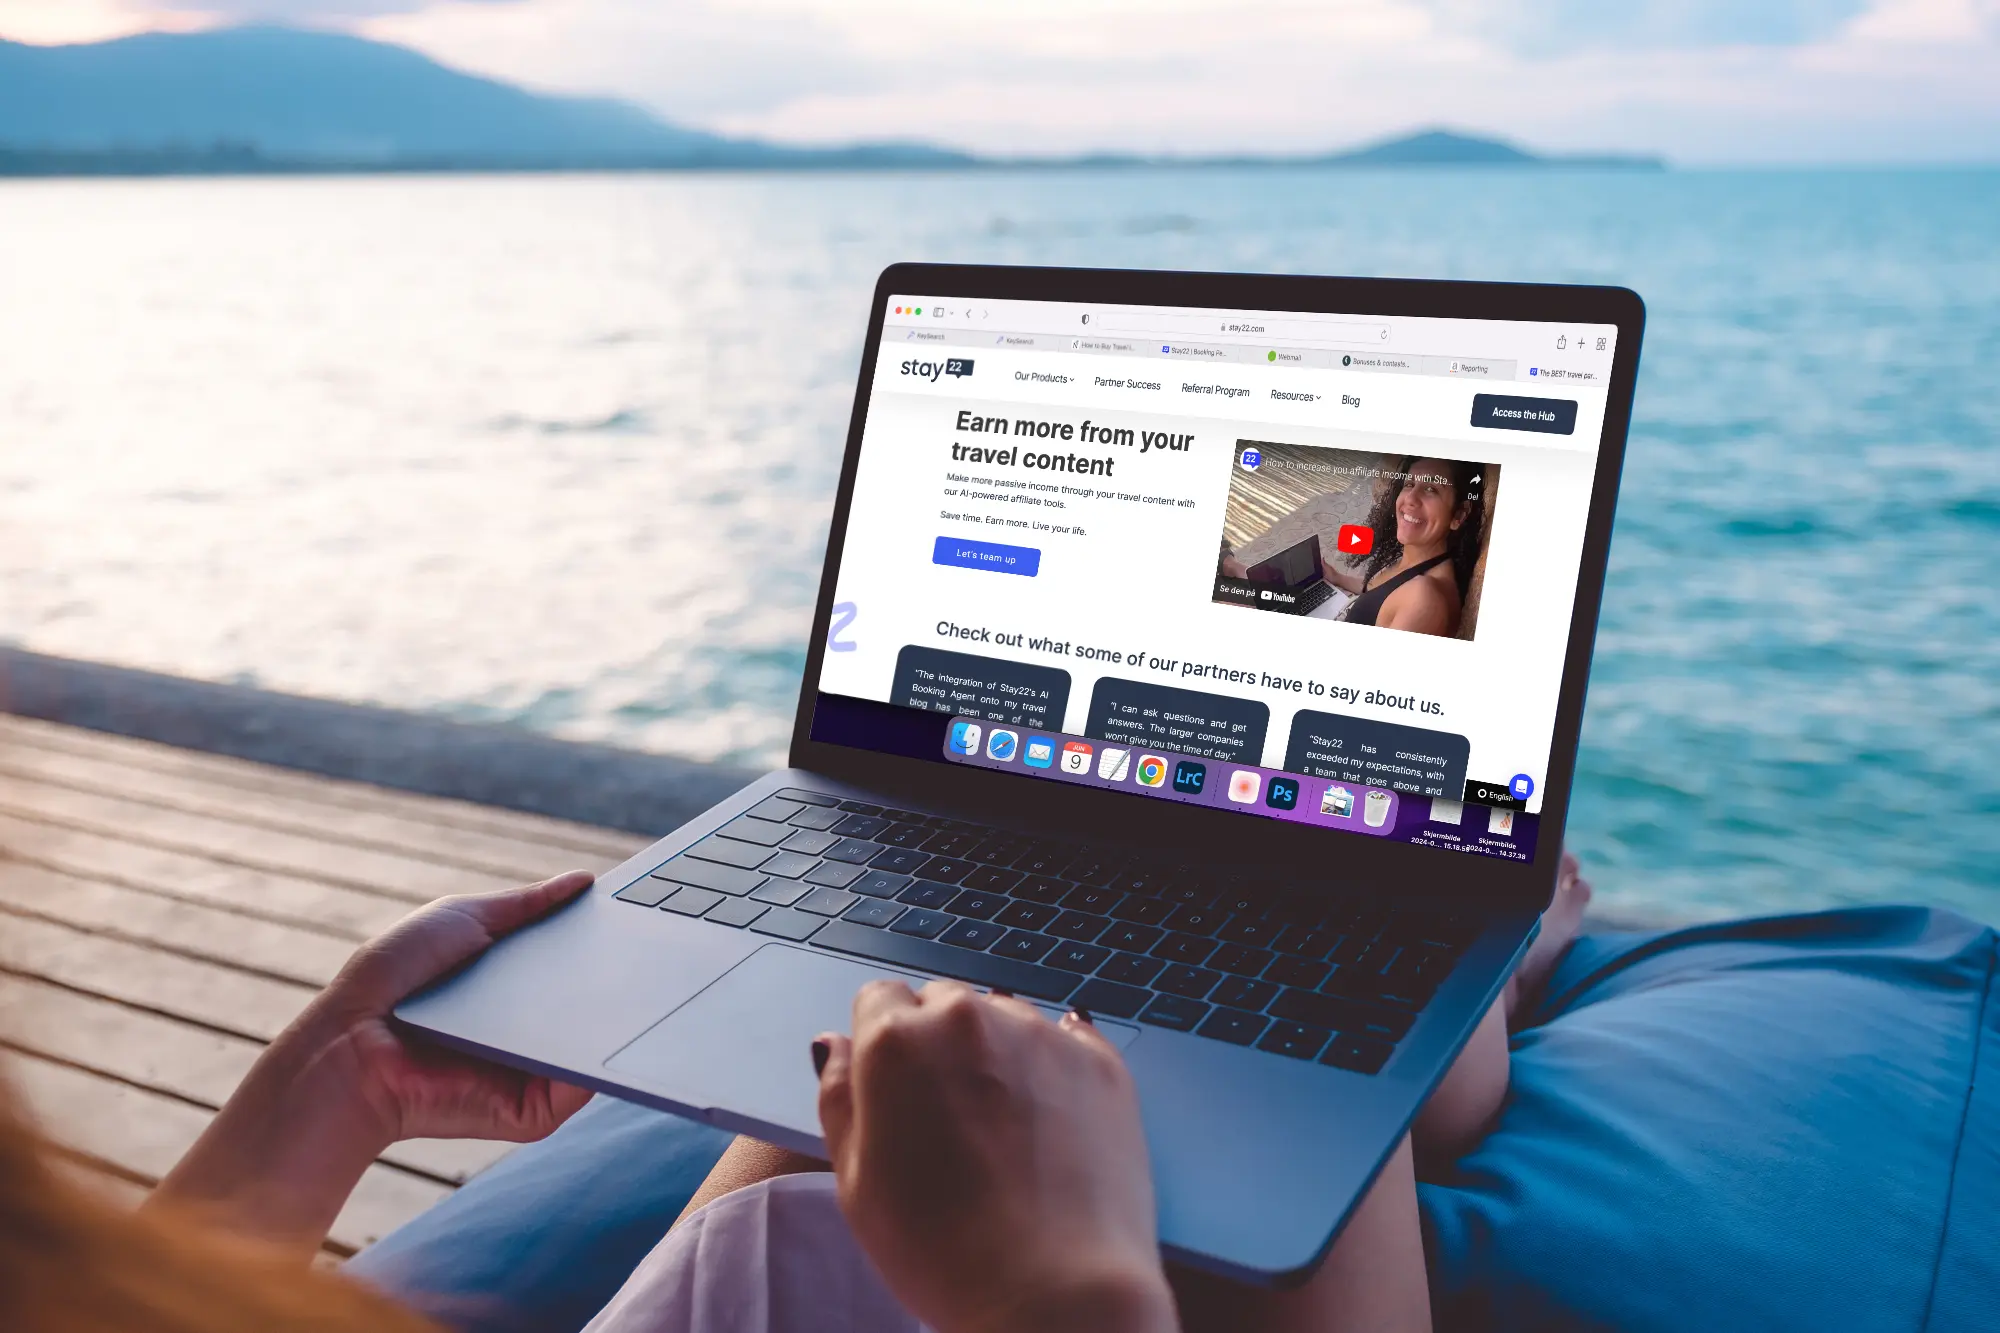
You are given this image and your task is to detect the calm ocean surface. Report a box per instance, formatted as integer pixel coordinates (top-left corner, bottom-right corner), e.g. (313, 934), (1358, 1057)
(2, 169), (1995, 923)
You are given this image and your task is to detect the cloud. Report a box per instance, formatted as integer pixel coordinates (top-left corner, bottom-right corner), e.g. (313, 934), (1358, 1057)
(6, 0), (1997, 161)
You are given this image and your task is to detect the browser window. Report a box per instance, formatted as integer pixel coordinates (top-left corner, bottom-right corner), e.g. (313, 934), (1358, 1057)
(811, 296), (1618, 862)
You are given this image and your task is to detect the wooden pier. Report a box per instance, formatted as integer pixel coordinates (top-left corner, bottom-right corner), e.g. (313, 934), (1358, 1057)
(0, 713), (654, 1255)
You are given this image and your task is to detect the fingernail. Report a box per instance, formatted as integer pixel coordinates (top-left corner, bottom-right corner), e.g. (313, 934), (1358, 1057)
(810, 1039), (830, 1076)
(1070, 1006), (1094, 1025)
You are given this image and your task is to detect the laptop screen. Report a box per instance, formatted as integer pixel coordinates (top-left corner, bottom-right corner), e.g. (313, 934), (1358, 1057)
(810, 293), (1619, 864)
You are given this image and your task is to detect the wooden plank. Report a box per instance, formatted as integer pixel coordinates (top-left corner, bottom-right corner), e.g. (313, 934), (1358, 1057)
(0, 809), (412, 939)
(47, 1152), (154, 1209)
(0, 910), (316, 1043)
(0, 714), (650, 861)
(0, 732), (632, 880)
(5, 1050), (452, 1252)
(0, 860), (354, 988)
(0, 974), (514, 1185)
(0, 771), (513, 902)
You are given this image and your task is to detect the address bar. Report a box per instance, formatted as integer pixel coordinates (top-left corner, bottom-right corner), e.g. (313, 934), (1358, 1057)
(1095, 312), (1392, 345)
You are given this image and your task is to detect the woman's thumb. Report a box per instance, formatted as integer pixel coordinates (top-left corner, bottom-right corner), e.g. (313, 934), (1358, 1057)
(813, 1032), (856, 1163)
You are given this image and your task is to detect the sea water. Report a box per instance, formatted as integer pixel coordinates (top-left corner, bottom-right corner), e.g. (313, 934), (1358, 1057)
(1, 169), (1995, 922)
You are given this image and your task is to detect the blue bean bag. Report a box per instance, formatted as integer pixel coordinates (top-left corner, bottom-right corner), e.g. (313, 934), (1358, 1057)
(355, 906), (1997, 1332)
(1421, 907), (1997, 1332)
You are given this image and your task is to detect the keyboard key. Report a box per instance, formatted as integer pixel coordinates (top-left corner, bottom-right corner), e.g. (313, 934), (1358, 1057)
(1010, 844), (1073, 876)
(662, 886), (725, 916)
(1098, 953), (1166, 986)
(1046, 943), (1111, 974)
(879, 808), (927, 824)
(1048, 911), (1110, 943)
(1216, 917), (1280, 949)
(941, 918), (1008, 951)
(822, 838), (882, 865)
(1196, 1009), (1269, 1046)
(1208, 944), (1274, 977)
(1100, 922), (1164, 955)
(890, 909), (953, 940)
(1276, 927), (1340, 960)
(968, 837), (1026, 865)
(841, 897), (904, 928)
(1271, 989), (1414, 1041)
(810, 920), (1079, 1003)
(1156, 965), (1220, 999)
(918, 857), (977, 883)
(1061, 886), (1121, 915)
(750, 907), (825, 941)
(652, 858), (765, 897)
(837, 799), (884, 815)
(878, 822), (932, 849)
(788, 806), (845, 831)
(614, 879), (675, 907)
(1258, 1022), (1332, 1060)
(1216, 885), (1276, 918)
(992, 930), (1058, 963)
(760, 851), (821, 879)
(748, 796), (806, 823)
(776, 788), (840, 807)
(706, 898), (770, 929)
(779, 829), (840, 856)
(1320, 1035), (1394, 1074)
(685, 836), (775, 870)
(851, 870), (912, 899)
(1068, 858), (1121, 887)
(750, 879), (811, 907)
(1211, 976), (1279, 1011)
(960, 866), (1022, 894)
(1012, 876), (1071, 905)
(1164, 905), (1225, 936)
(993, 900), (1059, 931)
(920, 831), (979, 858)
(897, 880), (958, 910)
(946, 890), (1008, 920)
(804, 861), (867, 889)
(1110, 897), (1173, 926)
(796, 887), (861, 917)
(1161, 880), (1213, 907)
(1266, 956), (1332, 990)
(716, 815), (791, 847)
(833, 814), (891, 840)
(1153, 933), (1218, 966)
(1138, 995), (1209, 1032)
(869, 848), (930, 875)
(1068, 978), (1150, 1019)
(1112, 869), (1163, 896)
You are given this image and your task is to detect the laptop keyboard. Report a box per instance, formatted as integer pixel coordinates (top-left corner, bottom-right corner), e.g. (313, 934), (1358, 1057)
(613, 788), (1475, 1074)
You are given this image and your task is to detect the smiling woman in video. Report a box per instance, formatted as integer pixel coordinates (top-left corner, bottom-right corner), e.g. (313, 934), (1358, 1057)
(1324, 456), (1487, 637)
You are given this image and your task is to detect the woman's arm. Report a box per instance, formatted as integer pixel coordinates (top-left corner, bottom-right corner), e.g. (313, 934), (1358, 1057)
(1377, 577), (1456, 636)
(1319, 555), (1369, 595)
(151, 872), (597, 1260)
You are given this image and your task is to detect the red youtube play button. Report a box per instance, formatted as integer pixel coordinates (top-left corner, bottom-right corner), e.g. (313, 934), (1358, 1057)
(1337, 524), (1374, 555)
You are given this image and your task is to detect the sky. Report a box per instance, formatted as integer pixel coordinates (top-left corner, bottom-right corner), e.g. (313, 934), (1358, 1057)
(3, 0), (1998, 163)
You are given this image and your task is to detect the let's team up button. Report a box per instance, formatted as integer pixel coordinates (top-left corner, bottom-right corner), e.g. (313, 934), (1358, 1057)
(933, 536), (1041, 577)
(1469, 393), (1578, 435)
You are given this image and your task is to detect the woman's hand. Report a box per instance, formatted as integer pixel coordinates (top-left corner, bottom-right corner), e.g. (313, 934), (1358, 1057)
(815, 981), (1178, 1333)
(152, 871), (596, 1256)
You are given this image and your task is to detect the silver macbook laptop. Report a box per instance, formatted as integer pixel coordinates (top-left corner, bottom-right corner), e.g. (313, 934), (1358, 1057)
(396, 263), (1643, 1284)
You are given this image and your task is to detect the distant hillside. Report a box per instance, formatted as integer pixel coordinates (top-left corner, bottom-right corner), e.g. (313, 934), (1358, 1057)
(0, 27), (1661, 175)
(0, 26), (967, 169)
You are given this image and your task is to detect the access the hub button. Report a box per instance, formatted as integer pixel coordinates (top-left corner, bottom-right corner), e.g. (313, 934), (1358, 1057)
(1469, 394), (1577, 435)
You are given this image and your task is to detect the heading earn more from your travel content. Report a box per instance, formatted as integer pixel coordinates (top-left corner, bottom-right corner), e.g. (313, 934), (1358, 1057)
(944, 407), (1194, 478)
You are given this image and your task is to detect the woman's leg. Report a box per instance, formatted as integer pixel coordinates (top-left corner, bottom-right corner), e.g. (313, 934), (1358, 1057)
(1412, 849), (1592, 1161)
(1176, 850), (1594, 1332)
(671, 1136), (823, 1227)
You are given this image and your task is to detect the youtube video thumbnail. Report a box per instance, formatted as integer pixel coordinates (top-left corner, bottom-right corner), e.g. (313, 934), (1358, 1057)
(1213, 440), (1500, 641)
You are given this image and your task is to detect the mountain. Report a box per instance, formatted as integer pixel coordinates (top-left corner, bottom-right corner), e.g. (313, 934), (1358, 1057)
(0, 27), (1660, 174)
(0, 26), (970, 169)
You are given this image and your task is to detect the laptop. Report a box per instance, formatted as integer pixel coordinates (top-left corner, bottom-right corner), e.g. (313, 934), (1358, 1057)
(396, 264), (1643, 1285)
(1243, 533), (1342, 617)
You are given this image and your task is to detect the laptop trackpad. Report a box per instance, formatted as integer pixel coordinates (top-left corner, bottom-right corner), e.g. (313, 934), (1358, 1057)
(604, 943), (1135, 1140)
